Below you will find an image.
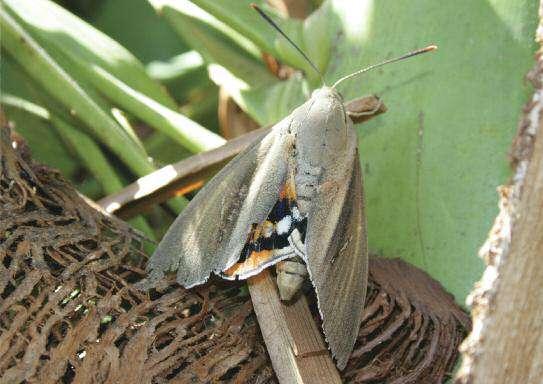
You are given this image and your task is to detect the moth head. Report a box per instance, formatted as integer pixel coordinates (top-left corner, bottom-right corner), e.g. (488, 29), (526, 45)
(292, 85), (350, 152)
(305, 86), (346, 123)
(308, 87), (347, 132)
(310, 86), (343, 103)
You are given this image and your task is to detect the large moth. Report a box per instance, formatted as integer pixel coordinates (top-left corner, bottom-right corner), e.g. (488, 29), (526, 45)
(142, 5), (436, 370)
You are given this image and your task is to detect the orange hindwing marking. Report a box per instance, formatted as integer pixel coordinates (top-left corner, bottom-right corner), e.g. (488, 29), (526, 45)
(223, 250), (273, 278)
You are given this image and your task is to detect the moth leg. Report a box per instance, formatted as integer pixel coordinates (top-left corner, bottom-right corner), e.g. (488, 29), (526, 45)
(288, 226), (306, 260)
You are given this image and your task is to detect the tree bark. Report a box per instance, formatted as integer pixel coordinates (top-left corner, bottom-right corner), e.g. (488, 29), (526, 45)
(456, 4), (543, 382)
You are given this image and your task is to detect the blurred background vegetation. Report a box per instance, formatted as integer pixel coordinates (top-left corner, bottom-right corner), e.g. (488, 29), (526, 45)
(1, 0), (538, 304)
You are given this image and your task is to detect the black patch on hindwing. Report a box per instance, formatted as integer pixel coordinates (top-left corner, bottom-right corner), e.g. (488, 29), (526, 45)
(238, 196), (306, 263)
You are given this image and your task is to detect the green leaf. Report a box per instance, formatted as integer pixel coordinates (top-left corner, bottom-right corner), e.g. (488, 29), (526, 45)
(87, 65), (226, 152)
(0, 7), (155, 177)
(186, 0), (289, 57)
(0, 59), (78, 177)
(5, 0), (224, 153)
(2, 1), (192, 212)
(151, 0), (264, 59)
(187, 0), (337, 86)
(146, 51), (205, 82)
(149, 0), (275, 87)
(182, 0), (334, 114)
(93, 0), (187, 64)
(2, 94), (122, 195)
(187, 0), (321, 81)
(1, 56), (141, 198)
(4, 0), (177, 109)
(54, 118), (126, 196)
(242, 76), (307, 126)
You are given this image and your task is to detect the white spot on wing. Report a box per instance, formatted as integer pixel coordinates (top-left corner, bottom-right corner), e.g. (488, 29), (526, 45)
(276, 215), (292, 235)
(291, 206), (302, 221)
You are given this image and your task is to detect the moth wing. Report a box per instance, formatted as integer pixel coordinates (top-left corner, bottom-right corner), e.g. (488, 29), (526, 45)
(142, 124), (292, 289)
(305, 151), (368, 370)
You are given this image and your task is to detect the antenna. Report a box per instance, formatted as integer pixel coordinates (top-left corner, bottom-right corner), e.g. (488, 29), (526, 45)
(250, 3), (325, 84)
(332, 45), (437, 89)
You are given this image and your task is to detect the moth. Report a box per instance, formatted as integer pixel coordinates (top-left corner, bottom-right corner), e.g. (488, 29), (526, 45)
(142, 4), (436, 370)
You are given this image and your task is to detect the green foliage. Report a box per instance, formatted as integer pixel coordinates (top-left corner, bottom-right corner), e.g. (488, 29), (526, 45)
(1, 59), (79, 178)
(93, 0), (187, 63)
(1, 0), (537, 302)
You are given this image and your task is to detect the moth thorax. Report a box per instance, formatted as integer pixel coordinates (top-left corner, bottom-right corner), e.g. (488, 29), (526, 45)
(275, 257), (308, 301)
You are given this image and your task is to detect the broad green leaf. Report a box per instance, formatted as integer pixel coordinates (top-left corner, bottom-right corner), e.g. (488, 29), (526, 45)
(150, 0), (263, 61)
(188, 0), (322, 83)
(187, 0), (284, 55)
(301, 1), (333, 84)
(241, 76), (307, 126)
